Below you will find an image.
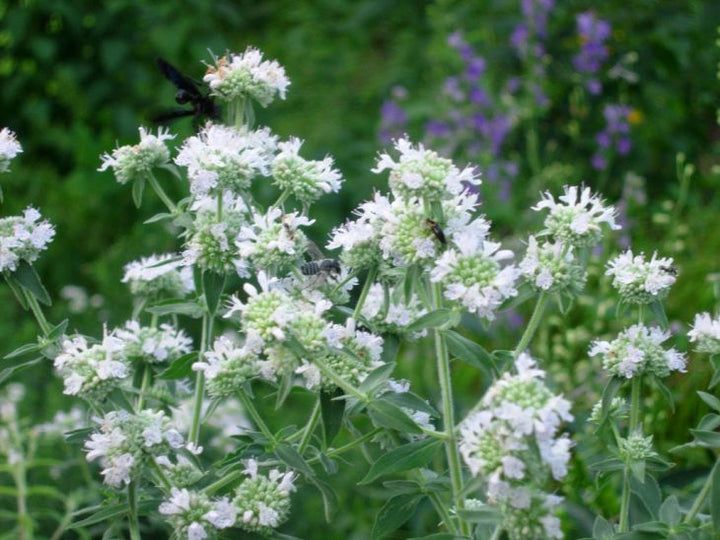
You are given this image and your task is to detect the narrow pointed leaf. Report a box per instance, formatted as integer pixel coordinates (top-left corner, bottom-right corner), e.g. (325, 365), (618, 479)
(372, 493), (422, 540)
(13, 260), (51, 305)
(320, 389), (345, 446)
(360, 439), (442, 484)
(202, 271), (226, 316)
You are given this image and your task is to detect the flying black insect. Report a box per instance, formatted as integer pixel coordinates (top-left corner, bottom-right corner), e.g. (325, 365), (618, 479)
(426, 218), (447, 244)
(660, 265), (678, 277)
(152, 58), (221, 130)
(301, 259), (342, 277)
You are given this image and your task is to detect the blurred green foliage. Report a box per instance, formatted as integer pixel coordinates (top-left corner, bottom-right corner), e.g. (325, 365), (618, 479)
(0, 0), (719, 537)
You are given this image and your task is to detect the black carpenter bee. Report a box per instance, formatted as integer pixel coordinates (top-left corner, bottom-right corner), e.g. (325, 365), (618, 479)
(152, 58), (221, 130)
(426, 218), (447, 244)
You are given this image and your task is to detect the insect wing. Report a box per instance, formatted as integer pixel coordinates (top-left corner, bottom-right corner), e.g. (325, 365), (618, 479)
(156, 57), (202, 98)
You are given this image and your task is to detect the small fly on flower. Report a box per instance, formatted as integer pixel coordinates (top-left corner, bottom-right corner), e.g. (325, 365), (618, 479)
(660, 265), (678, 277)
(426, 218), (447, 244)
(152, 58), (221, 130)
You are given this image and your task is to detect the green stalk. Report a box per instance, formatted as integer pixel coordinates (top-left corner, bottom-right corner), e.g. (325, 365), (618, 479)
(147, 173), (177, 213)
(189, 313), (213, 445)
(683, 464), (715, 524)
(237, 387), (276, 444)
(136, 365), (151, 411)
(13, 454), (31, 540)
(353, 266), (378, 320)
(127, 481), (141, 540)
(513, 291), (548, 360)
(629, 377), (641, 433)
(25, 292), (52, 337)
(618, 469), (631, 533)
(431, 281), (469, 536)
(298, 398), (321, 454)
(150, 457), (172, 491)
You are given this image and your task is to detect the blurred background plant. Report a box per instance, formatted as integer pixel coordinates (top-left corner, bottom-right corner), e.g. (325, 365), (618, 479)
(0, 0), (719, 537)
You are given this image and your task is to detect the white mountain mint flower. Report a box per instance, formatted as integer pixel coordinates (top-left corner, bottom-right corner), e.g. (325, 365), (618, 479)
(327, 192), (389, 269)
(361, 282), (428, 337)
(183, 193), (249, 275)
(233, 459), (296, 534)
(0, 207), (55, 272)
(54, 333), (129, 400)
(606, 250), (676, 304)
(688, 312), (720, 354)
(85, 409), (184, 487)
(122, 253), (195, 298)
(175, 124), (278, 196)
(272, 137), (343, 205)
(459, 354), (571, 539)
(519, 236), (586, 295)
(192, 336), (261, 398)
(115, 320), (193, 364)
(589, 324), (686, 379)
(0, 127), (22, 173)
(379, 196), (446, 266)
(618, 432), (658, 461)
(430, 221), (520, 321)
(533, 185), (619, 247)
(236, 208), (312, 271)
(203, 47), (290, 107)
(155, 455), (204, 488)
(98, 126), (174, 184)
(159, 488), (236, 539)
(373, 137), (480, 201)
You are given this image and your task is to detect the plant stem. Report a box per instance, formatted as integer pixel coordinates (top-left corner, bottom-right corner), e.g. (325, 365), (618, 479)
(490, 524), (503, 540)
(683, 463), (715, 524)
(13, 454), (31, 540)
(513, 291), (548, 360)
(353, 266), (378, 320)
(298, 399), (321, 454)
(127, 481), (141, 540)
(270, 189), (291, 211)
(629, 377), (641, 433)
(150, 457), (172, 491)
(147, 173), (177, 214)
(189, 313), (213, 445)
(618, 469), (631, 533)
(25, 292), (51, 337)
(237, 387), (276, 444)
(431, 281), (469, 536)
(136, 365), (151, 411)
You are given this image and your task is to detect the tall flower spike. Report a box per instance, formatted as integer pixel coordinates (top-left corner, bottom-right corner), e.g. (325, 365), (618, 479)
(533, 185), (619, 247)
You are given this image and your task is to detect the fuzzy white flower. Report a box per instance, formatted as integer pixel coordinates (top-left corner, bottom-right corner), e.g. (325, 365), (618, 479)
(0, 127), (22, 173)
(533, 185), (619, 246)
(589, 324), (686, 379)
(519, 236), (586, 295)
(122, 253), (194, 297)
(373, 137), (480, 201)
(192, 336), (261, 397)
(115, 320), (192, 363)
(361, 282), (429, 337)
(272, 137), (343, 204)
(233, 459), (296, 534)
(99, 127), (174, 184)
(204, 47), (290, 106)
(327, 192), (389, 269)
(0, 207), (55, 272)
(160, 488), (235, 538)
(175, 124), (278, 195)
(606, 250), (676, 304)
(688, 312), (720, 355)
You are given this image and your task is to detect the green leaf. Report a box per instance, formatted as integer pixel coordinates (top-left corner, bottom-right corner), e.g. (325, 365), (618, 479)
(372, 493), (422, 540)
(599, 377), (623, 428)
(710, 459), (720, 532)
(47, 319), (69, 341)
(698, 391), (720, 413)
(629, 474), (661, 519)
(69, 500), (160, 528)
(358, 362), (396, 395)
(648, 300), (668, 329)
(131, 177), (145, 207)
(658, 495), (681, 527)
(445, 330), (495, 374)
(710, 366), (720, 390)
(4, 342), (42, 360)
(202, 271), (226, 316)
(320, 389), (345, 447)
(13, 259), (51, 305)
(456, 503), (502, 524)
(405, 309), (460, 333)
(698, 413), (720, 431)
(64, 427), (94, 443)
(382, 391), (439, 418)
(589, 457), (625, 473)
(630, 459), (646, 483)
(307, 477), (337, 523)
(4, 272), (28, 309)
(274, 443), (315, 477)
(146, 299), (203, 318)
(275, 371), (294, 409)
(368, 399), (422, 434)
(404, 265), (419, 304)
(360, 439), (442, 484)
(0, 358), (42, 385)
(592, 515), (615, 539)
(632, 521), (669, 534)
(690, 429), (720, 447)
(157, 352), (196, 380)
(652, 376), (675, 413)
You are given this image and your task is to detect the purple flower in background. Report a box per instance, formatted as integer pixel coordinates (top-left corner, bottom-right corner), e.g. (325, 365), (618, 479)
(591, 104), (632, 170)
(379, 86), (409, 144)
(443, 77), (465, 101)
(521, 0), (553, 37)
(573, 11), (611, 95)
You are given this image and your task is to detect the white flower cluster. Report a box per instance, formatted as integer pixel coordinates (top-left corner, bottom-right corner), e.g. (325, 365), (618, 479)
(84, 409), (184, 487)
(114, 320), (193, 364)
(204, 47), (290, 107)
(122, 253), (195, 298)
(175, 124), (278, 196)
(589, 324), (686, 379)
(54, 334), (129, 399)
(0, 207), (56, 272)
(533, 185), (619, 247)
(606, 250), (676, 304)
(272, 138), (343, 205)
(99, 127), (174, 184)
(688, 312), (720, 355)
(192, 335), (261, 398)
(519, 236), (586, 295)
(159, 488), (236, 540)
(458, 354), (572, 539)
(232, 459), (296, 534)
(0, 127), (22, 173)
(361, 282), (429, 337)
(327, 193), (386, 270)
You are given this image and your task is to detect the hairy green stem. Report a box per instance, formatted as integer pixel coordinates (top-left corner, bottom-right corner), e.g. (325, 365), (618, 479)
(25, 292), (51, 337)
(431, 281), (469, 536)
(147, 173), (177, 213)
(618, 469), (631, 533)
(513, 291), (548, 360)
(683, 464), (715, 524)
(189, 313), (213, 445)
(136, 364), (151, 411)
(298, 399), (321, 454)
(629, 377), (641, 433)
(353, 266), (378, 320)
(127, 481), (141, 540)
(238, 387), (276, 444)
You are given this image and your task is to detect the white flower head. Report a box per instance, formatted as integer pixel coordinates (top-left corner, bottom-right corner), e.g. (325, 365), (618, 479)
(99, 127), (174, 184)
(0, 207), (55, 272)
(688, 312), (720, 355)
(519, 236), (586, 295)
(0, 127), (22, 173)
(122, 253), (194, 298)
(606, 250), (676, 304)
(115, 320), (193, 364)
(233, 461), (295, 534)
